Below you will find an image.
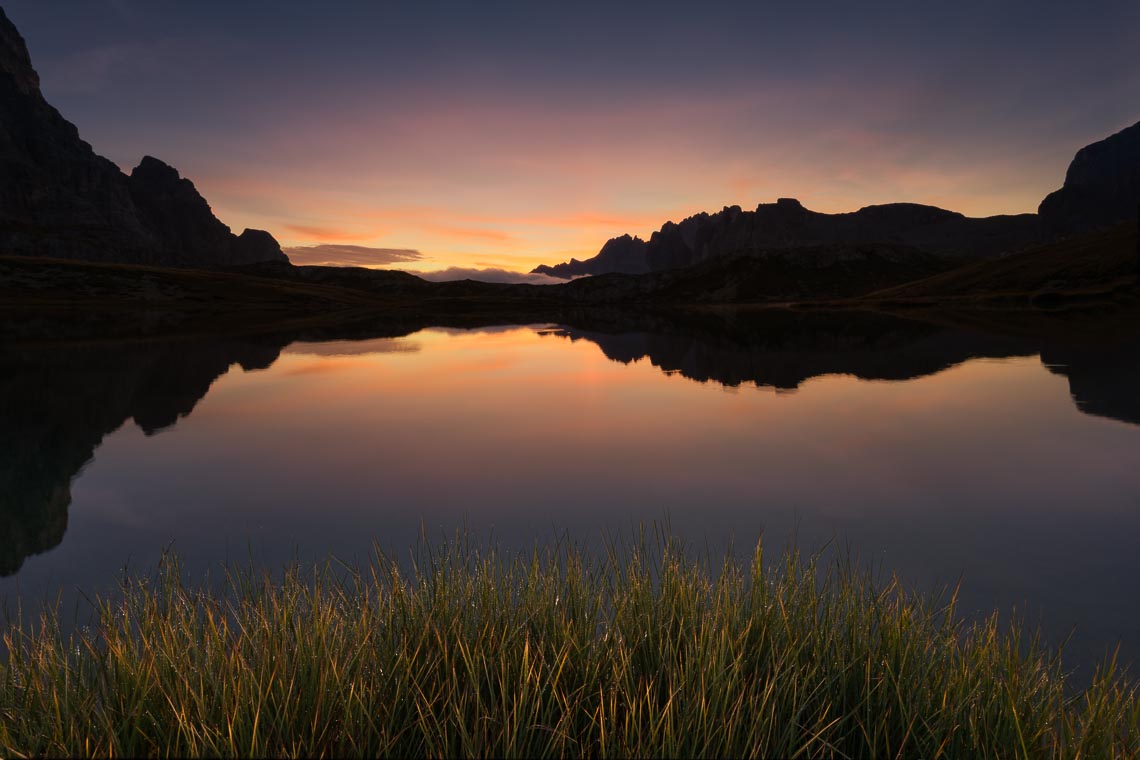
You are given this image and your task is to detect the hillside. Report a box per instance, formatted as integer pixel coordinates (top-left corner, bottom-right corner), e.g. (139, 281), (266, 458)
(863, 222), (1138, 306)
(534, 118), (1140, 282)
(534, 199), (1037, 278)
(555, 241), (956, 304)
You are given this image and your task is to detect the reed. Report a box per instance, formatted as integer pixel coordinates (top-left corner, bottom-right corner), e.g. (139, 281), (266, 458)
(1, 528), (1136, 758)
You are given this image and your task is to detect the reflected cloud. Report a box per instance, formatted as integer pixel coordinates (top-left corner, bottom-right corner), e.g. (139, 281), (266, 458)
(281, 225), (392, 242)
(286, 337), (422, 356)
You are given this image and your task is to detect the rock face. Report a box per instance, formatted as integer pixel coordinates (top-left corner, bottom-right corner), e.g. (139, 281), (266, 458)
(233, 228), (284, 263)
(1038, 120), (1140, 238)
(533, 198), (1039, 278)
(0, 9), (285, 267)
(533, 233), (649, 278)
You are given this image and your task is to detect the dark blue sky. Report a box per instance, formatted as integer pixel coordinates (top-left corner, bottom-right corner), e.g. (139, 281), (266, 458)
(5, 1), (1139, 270)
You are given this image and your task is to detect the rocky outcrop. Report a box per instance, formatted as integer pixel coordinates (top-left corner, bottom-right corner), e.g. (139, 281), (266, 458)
(0, 8), (285, 267)
(0, 9), (157, 261)
(127, 156), (237, 264)
(533, 233), (649, 278)
(233, 228), (284, 263)
(533, 198), (1039, 279)
(127, 156), (285, 266)
(1038, 120), (1140, 238)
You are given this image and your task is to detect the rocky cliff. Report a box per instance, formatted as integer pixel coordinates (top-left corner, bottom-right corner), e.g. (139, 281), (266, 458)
(0, 8), (285, 267)
(533, 198), (1039, 279)
(1038, 120), (1140, 238)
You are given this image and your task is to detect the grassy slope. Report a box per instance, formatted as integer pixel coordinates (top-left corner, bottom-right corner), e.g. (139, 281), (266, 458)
(0, 255), (382, 310)
(863, 222), (1139, 306)
(0, 256), (561, 343)
(1, 535), (1136, 758)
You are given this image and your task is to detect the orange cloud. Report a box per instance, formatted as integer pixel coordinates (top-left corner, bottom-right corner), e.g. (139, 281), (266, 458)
(413, 223), (515, 245)
(282, 224), (384, 241)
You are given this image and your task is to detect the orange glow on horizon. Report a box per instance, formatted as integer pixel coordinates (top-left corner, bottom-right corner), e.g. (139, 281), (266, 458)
(186, 85), (1074, 272)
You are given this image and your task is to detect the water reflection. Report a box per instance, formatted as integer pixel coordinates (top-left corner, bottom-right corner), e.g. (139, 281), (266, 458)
(544, 311), (1039, 390)
(2, 309), (1138, 578)
(0, 338), (285, 574)
(1043, 342), (1140, 425)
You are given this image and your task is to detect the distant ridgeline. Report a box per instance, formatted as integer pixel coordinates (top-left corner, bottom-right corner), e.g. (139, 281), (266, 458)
(0, 9), (285, 267)
(534, 122), (1140, 280)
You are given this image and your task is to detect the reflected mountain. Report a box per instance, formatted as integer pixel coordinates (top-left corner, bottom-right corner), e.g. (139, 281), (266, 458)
(0, 338), (287, 574)
(543, 310), (1039, 390)
(2, 308), (1139, 575)
(1042, 339), (1140, 425)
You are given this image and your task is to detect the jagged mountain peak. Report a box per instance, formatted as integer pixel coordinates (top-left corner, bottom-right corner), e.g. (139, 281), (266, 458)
(1038, 119), (1140, 237)
(0, 10), (286, 267)
(0, 7), (40, 97)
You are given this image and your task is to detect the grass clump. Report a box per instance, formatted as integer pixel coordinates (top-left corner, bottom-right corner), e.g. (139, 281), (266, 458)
(1, 530), (1137, 758)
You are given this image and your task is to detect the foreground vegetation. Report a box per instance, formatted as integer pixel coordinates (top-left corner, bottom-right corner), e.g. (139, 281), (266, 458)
(1, 533), (1137, 758)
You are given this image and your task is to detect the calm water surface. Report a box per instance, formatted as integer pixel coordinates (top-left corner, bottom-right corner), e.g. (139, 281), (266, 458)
(2, 313), (1139, 678)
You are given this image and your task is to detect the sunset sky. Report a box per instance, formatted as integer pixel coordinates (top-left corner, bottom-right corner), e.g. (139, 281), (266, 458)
(7, 1), (1139, 275)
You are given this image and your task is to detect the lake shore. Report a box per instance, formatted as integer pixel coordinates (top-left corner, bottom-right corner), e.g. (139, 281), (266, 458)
(2, 533), (1136, 758)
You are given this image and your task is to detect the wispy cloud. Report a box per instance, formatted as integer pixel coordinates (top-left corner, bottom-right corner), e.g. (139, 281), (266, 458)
(283, 244), (423, 267)
(282, 224), (387, 242)
(418, 224), (516, 245)
(286, 338), (421, 357)
(411, 267), (563, 285)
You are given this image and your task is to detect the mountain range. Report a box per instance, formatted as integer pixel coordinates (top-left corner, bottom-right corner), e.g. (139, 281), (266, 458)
(0, 8), (285, 267)
(533, 122), (1140, 280)
(1, 5), (1138, 305)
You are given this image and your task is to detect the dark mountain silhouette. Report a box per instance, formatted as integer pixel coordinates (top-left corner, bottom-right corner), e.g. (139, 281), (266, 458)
(553, 242), (955, 304)
(3, 310), (1139, 575)
(1039, 120), (1140, 238)
(533, 234), (651, 278)
(535, 119), (1140, 282)
(0, 9), (285, 267)
(533, 198), (1039, 279)
(863, 221), (1137, 305)
(0, 338), (286, 575)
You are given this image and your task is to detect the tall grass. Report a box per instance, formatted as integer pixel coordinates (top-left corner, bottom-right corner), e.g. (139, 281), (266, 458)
(1, 529), (1137, 758)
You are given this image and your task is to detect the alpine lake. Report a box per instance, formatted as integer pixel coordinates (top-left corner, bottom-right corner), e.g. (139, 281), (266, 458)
(3, 307), (1139, 683)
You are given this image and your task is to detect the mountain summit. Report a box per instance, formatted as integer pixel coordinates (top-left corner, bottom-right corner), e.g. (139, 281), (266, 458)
(533, 199), (1038, 279)
(0, 8), (285, 267)
(534, 119), (1140, 280)
(1039, 120), (1140, 238)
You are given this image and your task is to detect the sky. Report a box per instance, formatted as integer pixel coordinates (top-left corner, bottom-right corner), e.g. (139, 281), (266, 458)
(5, 0), (1140, 275)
